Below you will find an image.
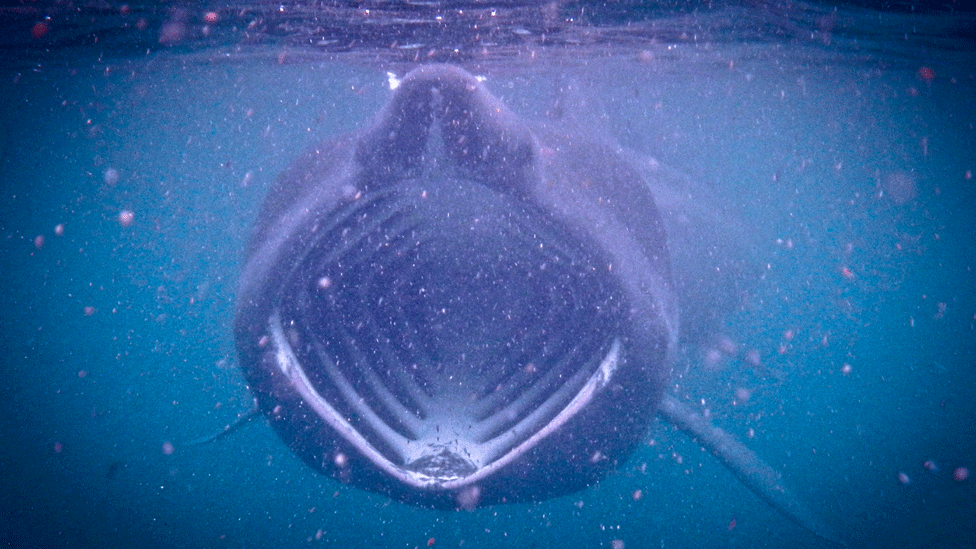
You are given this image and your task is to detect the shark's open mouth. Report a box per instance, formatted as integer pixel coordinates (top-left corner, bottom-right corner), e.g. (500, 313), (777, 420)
(266, 176), (626, 490)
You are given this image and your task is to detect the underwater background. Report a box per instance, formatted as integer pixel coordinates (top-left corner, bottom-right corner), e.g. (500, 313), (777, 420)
(1, 1), (974, 548)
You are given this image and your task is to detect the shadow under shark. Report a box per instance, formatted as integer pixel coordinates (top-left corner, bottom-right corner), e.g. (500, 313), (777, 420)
(233, 64), (842, 544)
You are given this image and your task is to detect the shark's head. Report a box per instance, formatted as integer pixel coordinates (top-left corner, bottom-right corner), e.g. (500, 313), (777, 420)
(235, 65), (676, 508)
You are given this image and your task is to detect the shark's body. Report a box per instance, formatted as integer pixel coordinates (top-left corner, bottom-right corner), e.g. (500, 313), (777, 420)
(234, 64), (840, 543)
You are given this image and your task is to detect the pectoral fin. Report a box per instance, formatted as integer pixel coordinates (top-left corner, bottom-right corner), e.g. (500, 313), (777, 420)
(659, 394), (845, 546)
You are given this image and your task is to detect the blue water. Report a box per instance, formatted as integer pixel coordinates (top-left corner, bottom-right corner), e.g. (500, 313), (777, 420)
(2, 6), (974, 549)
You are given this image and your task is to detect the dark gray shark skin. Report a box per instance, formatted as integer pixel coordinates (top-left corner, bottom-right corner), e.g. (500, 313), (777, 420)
(234, 64), (840, 543)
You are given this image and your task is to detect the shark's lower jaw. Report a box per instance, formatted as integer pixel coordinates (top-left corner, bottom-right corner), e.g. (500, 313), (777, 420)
(265, 176), (628, 494)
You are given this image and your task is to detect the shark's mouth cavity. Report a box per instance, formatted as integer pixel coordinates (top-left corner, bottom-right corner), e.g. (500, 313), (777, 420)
(267, 176), (626, 490)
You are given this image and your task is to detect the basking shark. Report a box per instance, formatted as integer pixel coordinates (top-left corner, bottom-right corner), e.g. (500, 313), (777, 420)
(234, 64), (841, 543)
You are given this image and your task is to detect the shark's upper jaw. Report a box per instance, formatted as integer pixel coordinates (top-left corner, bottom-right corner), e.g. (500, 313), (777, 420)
(266, 174), (627, 490)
